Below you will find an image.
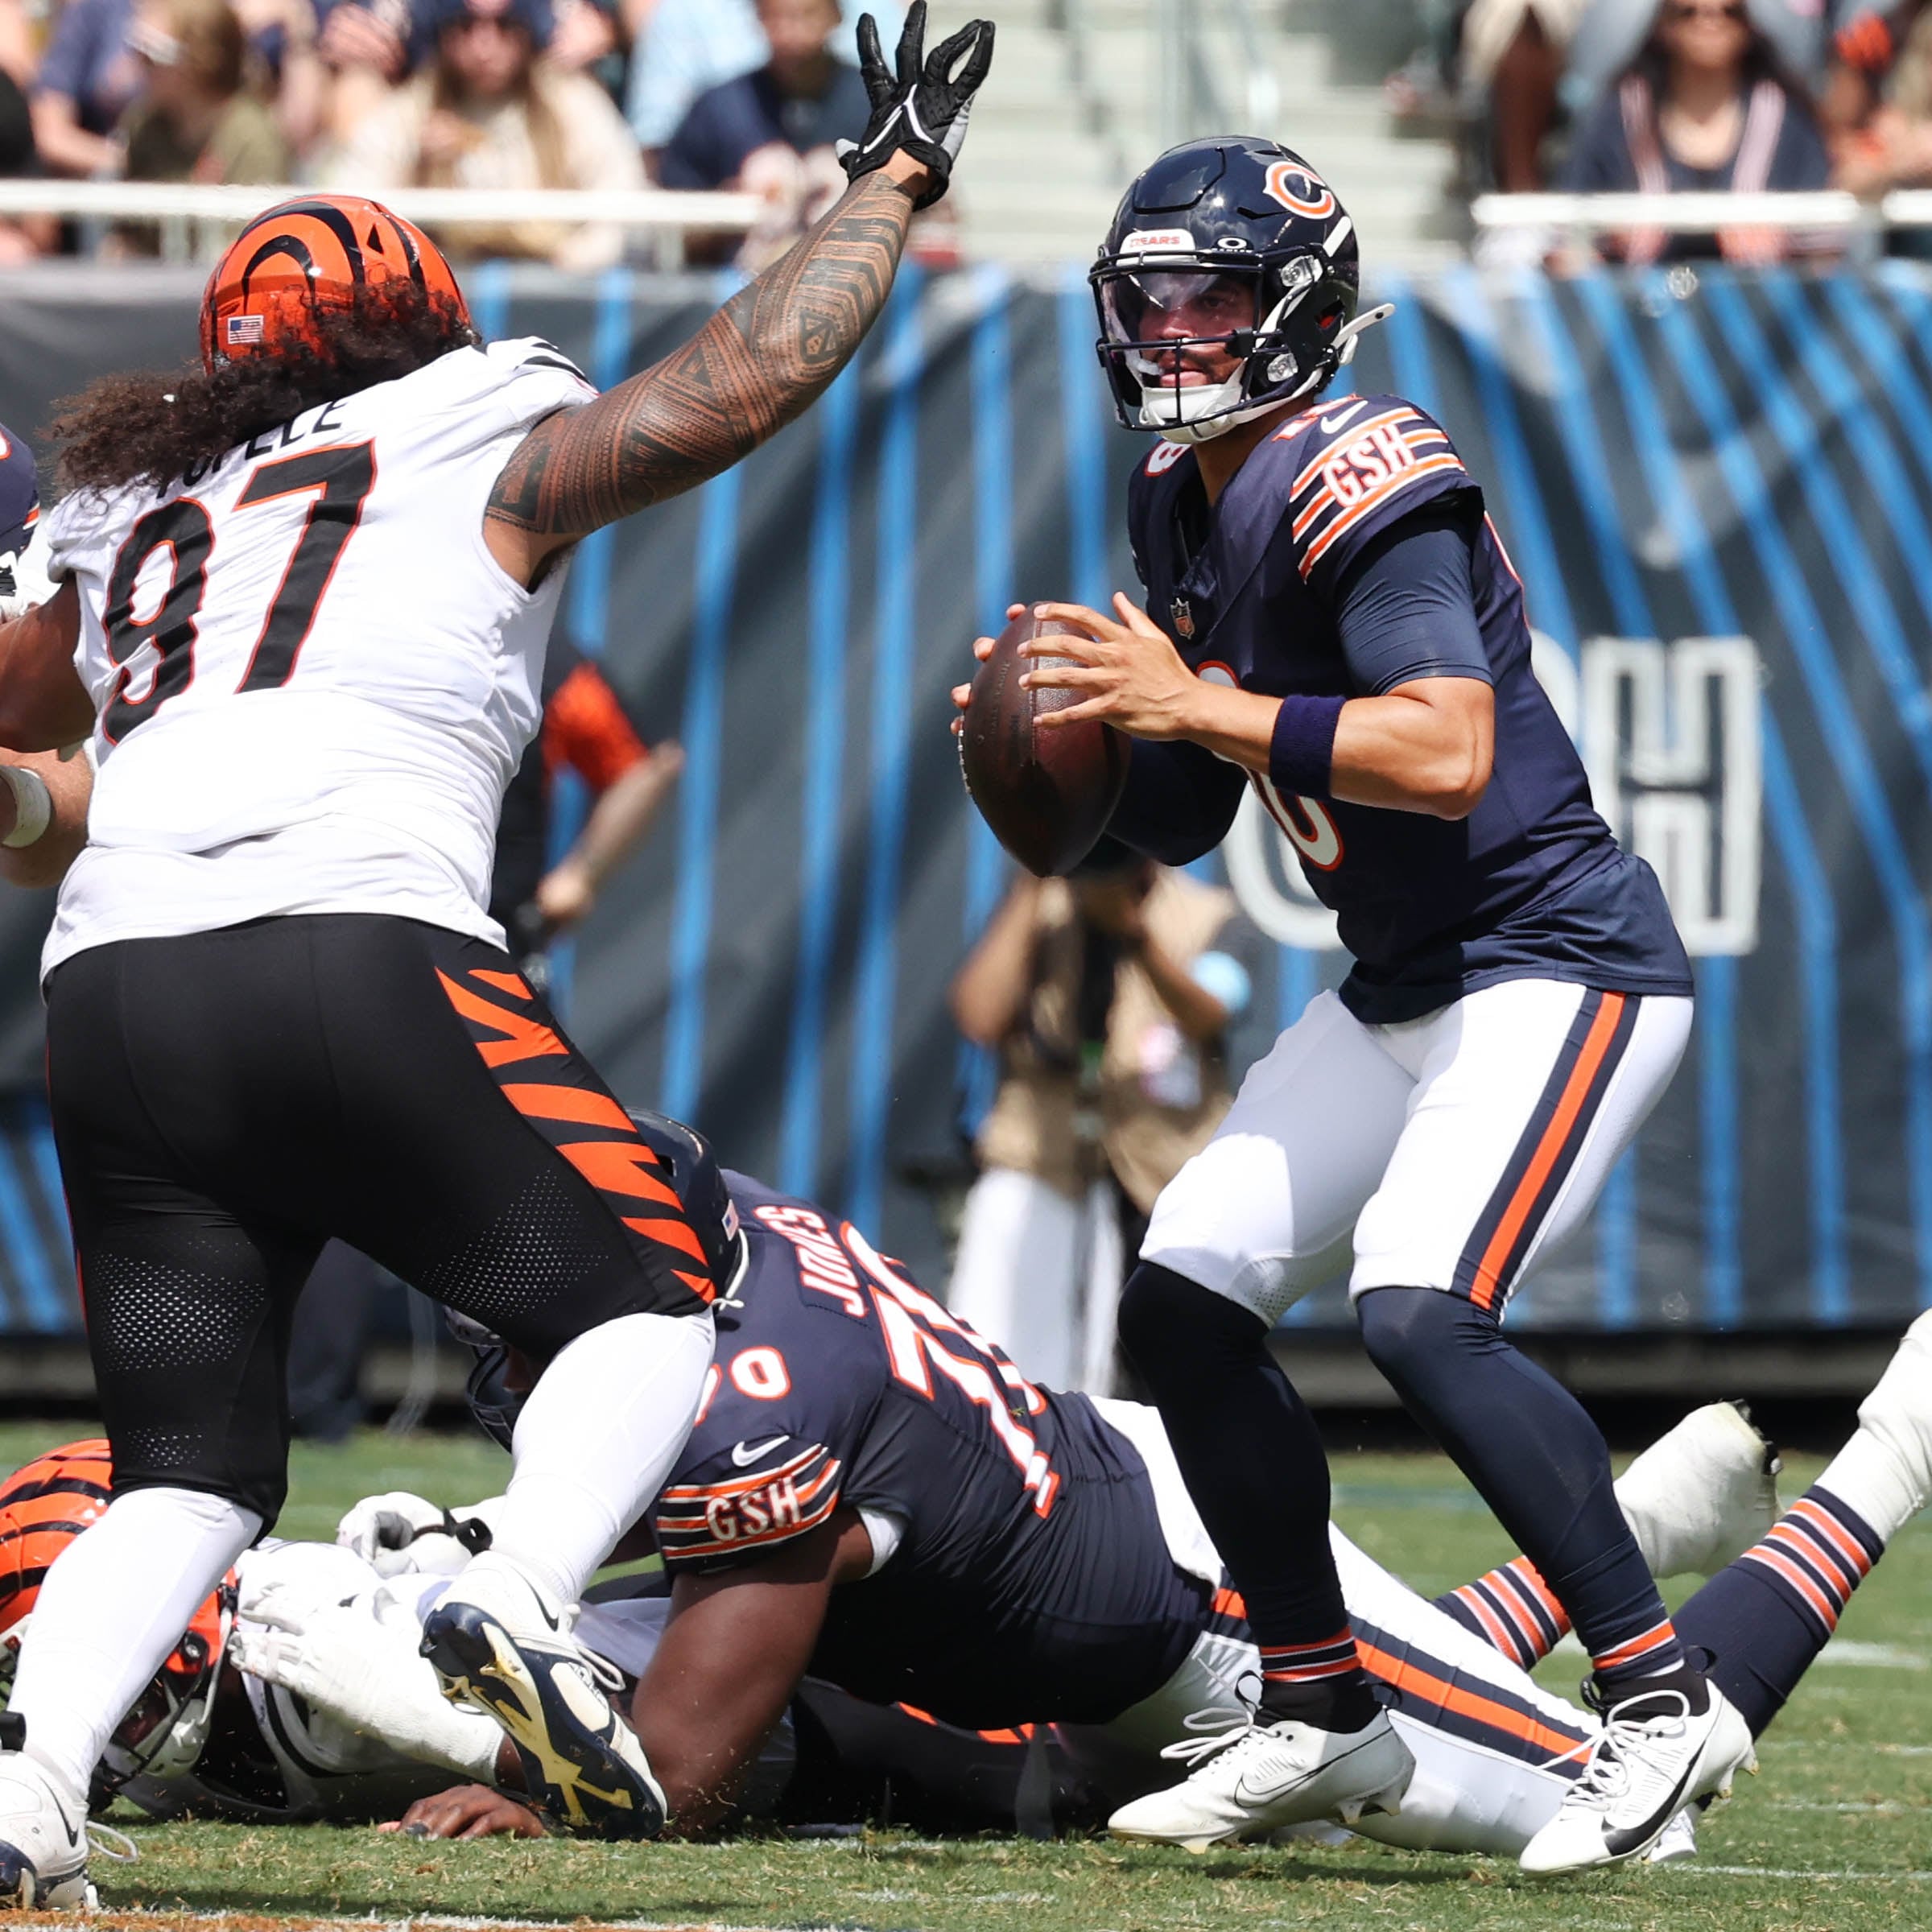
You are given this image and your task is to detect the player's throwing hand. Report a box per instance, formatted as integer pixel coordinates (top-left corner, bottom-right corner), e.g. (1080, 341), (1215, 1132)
(1019, 595), (1205, 741)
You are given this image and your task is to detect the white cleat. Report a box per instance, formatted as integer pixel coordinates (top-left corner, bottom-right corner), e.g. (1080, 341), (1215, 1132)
(419, 1554), (666, 1839)
(0, 1752), (94, 1909)
(1645, 1805), (1699, 1864)
(1855, 1310), (1932, 1517)
(1108, 1709), (1414, 1852)
(1519, 1679), (1755, 1875)
(1615, 1401), (1781, 1579)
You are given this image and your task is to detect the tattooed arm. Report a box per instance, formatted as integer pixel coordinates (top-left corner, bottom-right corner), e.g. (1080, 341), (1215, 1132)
(483, 155), (926, 588)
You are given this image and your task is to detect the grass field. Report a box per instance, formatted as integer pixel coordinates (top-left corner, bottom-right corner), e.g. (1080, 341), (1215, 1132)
(2, 1420), (1926, 1932)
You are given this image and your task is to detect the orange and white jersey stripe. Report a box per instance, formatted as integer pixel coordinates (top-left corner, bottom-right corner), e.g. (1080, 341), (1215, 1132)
(654, 1443), (844, 1567)
(1279, 396), (1473, 585)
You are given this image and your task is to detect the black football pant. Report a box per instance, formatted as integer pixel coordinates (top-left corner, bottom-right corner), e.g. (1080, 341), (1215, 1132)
(46, 914), (713, 1524)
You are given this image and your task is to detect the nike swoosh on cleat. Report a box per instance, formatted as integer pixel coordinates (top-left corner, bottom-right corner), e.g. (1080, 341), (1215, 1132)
(1602, 1757), (1703, 1859)
(1315, 399), (1368, 436)
(1231, 1731), (1381, 1807)
(731, 1435), (791, 1467)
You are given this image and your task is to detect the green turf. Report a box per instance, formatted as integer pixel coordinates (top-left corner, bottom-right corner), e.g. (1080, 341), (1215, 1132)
(3, 1422), (1926, 1930)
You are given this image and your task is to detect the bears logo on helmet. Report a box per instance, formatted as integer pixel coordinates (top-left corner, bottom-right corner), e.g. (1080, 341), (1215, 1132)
(199, 195), (471, 376)
(0, 1441), (237, 1789)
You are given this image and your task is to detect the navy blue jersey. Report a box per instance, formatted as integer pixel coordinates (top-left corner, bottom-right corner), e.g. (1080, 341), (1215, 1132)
(1121, 394), (1690, 1023)
(650, 1174), (1208, 1729)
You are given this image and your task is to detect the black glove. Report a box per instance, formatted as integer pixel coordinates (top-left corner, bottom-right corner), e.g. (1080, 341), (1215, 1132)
(838, 2), (995, 211)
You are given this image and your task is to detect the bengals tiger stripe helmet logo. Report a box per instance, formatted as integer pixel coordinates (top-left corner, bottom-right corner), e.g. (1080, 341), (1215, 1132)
(0, 1440), (238, 1785)
(200, 194), (471, 375)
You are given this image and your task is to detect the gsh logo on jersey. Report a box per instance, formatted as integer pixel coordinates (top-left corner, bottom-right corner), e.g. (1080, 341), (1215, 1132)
(1319, 424), (1418, 507)
(704, 1476), (806, 1543)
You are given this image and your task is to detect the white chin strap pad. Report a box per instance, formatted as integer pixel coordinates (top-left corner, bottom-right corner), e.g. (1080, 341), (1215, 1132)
(1138, 300), (1399, 445)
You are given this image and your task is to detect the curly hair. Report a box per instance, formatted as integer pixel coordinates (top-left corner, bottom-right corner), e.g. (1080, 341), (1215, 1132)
(49, 282), (480, 497)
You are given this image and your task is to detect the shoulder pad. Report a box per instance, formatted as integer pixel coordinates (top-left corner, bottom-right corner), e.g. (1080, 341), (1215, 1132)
(654, 1442), (843, 1570)
(1278, 394), (1472, 584)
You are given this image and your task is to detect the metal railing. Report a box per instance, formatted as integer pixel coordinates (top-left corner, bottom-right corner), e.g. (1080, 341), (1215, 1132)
(1471, 188), (1932, 256)
(0, 179), (763, 270)
(1156, 0), (1282, 149)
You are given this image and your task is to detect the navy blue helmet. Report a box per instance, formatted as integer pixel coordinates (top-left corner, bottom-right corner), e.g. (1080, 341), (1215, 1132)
(1092, 138), (1384, 443)
(0, 426), (37, 564)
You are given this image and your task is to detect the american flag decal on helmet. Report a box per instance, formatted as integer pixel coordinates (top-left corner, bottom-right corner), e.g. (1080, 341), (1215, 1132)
(225, 316), (266, 345)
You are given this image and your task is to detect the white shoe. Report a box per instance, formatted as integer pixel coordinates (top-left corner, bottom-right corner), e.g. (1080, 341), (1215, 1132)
(1616, 1401), (1781, 1578)
(1519, 1678), (1755, 1874)
(1108, 1708), (1414, 1852)
(1856, 1310), (1932, 1517)
(419, 1554), (666, 1839)
(0, 1752), (93, 1909)
(1645, 1805), (1699, 1863)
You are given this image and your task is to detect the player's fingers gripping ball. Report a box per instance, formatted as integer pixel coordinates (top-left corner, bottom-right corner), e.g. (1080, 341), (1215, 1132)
(1022, 596), (1202, 741)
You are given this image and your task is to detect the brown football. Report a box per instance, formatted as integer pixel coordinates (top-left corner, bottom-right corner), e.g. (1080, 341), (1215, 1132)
(959, 610), (1129, 877)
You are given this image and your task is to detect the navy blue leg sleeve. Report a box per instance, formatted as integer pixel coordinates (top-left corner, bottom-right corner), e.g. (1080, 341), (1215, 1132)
(1356, 1286), (1686, 1691)
(1118, 1262), (1373, 1728)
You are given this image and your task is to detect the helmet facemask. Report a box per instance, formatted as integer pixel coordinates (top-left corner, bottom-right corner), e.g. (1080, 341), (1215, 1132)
(1095, 250), (1340, 444)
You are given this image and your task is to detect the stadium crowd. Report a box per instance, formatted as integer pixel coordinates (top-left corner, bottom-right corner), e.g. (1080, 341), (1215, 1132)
(0, 0), (919, 266)
(1399, 0), (1932, 256)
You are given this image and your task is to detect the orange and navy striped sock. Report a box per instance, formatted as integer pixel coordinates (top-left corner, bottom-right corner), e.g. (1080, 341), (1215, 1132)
(1672, 1485), (1884, 1736)
(1734, 1486), (1880, 1638)
(1439, 1555), (1572, 1669)
(1254, 1629), (1377, 1729)
(1257, 1629), (1364, 1695)
(1590, 1613), (1688, 1695)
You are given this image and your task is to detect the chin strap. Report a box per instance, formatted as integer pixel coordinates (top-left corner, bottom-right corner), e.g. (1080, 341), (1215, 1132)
(1150, 301), (1401, 447)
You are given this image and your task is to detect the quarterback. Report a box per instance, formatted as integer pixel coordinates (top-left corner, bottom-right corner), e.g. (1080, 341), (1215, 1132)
(960, 134), (1732, 1871)
(0, 4), (992, 1905)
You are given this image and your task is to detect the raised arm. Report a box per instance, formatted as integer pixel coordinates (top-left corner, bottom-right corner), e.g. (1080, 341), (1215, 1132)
(483, 5), (992, 588)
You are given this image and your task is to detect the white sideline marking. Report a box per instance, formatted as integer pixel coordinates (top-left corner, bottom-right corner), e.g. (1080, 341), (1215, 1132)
(1675, 1867), (1932, 1882)
(1547, 1634), (1925, 1668)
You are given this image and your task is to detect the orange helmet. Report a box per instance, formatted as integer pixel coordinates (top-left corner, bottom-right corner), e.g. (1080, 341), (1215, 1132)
(199, 194), (471, 375)
(0, 1441), (237, 1788)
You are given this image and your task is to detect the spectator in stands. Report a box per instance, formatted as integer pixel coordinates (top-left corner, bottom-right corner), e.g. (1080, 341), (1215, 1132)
(1821, 2), (1932, 194)
(1563, 0), (1830, 258)
(655, 0), (866, 266)
(623, 0), (896, 156)
(324, 0), (642, 270)
(33, 0), (147, 175)
(0, 24), (46, 262)
(302, 0), (413, 156)
(947, 848), (1255, 1396)
(1463, 0), (1588, 191)
(118, 0), (289, 196)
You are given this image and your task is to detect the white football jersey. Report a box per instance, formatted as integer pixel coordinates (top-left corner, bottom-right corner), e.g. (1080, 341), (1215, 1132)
(41, 339), (596, 978)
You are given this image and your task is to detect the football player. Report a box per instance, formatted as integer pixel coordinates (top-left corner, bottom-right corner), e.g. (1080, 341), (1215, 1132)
(0, 427), (90, 891)
(954, 136), (1719, 1869)
(324, 1121), (1932, 1864)
(0, 4), (993, 1903)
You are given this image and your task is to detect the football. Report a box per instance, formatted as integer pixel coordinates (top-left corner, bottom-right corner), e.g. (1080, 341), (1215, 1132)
(959, 609), (1129, 877)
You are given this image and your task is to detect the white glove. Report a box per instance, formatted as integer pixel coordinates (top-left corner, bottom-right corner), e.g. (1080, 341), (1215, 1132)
(0, 534), (58, 625)
(229, 1589), (504, 1781)
(336, 1492), (471, 1577)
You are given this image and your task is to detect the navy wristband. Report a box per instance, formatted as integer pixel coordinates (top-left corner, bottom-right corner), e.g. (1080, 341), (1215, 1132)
(1269, 694), (1347, 799)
